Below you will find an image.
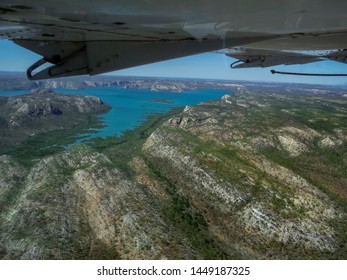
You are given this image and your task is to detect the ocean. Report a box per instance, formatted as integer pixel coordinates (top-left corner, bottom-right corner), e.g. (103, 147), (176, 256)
(1, 87), (230, 141)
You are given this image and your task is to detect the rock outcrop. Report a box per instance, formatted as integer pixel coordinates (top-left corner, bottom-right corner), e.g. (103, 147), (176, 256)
(0, 89), (110, 150)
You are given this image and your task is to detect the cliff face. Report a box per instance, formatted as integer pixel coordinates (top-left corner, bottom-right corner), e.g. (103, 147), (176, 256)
(0, 90), (346, 259)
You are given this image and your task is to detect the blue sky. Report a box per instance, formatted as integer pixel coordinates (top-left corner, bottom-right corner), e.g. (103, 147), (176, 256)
(1, 39), (346, 85)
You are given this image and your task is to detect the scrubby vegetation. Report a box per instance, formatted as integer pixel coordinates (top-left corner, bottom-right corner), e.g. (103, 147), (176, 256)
(0, 85), (346, 260)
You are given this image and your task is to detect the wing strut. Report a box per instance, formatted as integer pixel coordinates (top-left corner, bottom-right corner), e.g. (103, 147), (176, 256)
(26, 45), (89, 80)
(26, 58), (48, 80)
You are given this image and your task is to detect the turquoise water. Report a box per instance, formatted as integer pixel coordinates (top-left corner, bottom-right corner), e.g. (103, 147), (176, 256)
(0, 89), (29, 96)
(1, 87), (230, 141)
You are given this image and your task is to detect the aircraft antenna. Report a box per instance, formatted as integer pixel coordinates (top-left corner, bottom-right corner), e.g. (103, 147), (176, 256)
(271, 70), (347, 77)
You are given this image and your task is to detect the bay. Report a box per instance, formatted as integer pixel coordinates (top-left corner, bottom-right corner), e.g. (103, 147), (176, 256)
(58, 87), (230, 141)
(1, 87), (230, 142)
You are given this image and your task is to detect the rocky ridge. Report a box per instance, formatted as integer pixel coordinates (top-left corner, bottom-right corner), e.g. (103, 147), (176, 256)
(0, 90), (346, 259)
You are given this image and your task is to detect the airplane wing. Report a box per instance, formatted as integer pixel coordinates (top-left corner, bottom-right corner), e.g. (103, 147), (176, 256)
(224, 48), (322, 69)
(224, 48), (347, 69)
(1, 1), (347, 80)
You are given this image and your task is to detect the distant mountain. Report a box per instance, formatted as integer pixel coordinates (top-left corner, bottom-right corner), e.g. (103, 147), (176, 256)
(1, 71), (347, 95)
(0, 88), (346, 259)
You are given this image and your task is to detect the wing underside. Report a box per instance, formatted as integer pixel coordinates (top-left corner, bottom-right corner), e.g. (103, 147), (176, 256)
(226, 48), (322, 68)
(1, 1), (347, 79)
(224, 48), (347, 69)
